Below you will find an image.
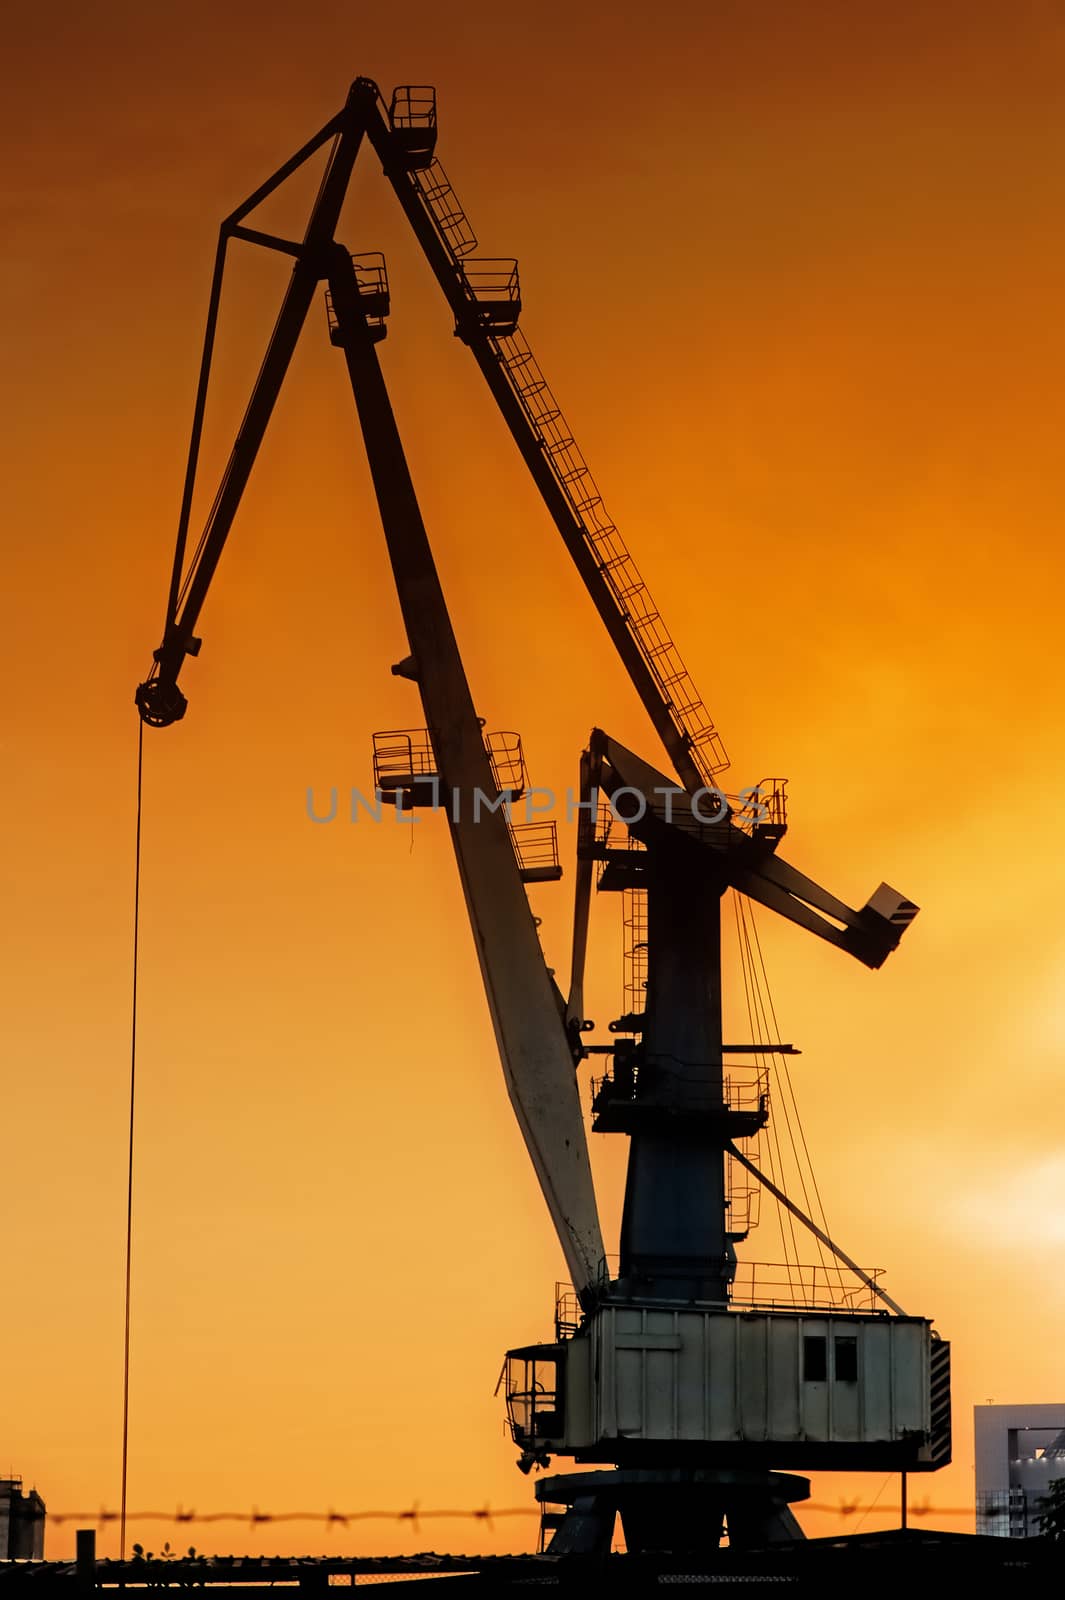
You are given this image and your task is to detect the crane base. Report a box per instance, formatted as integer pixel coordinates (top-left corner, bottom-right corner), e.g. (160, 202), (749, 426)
(535, 1466), (809, 1555)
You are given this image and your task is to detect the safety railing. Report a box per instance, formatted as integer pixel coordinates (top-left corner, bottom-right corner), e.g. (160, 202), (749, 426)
(589, 1058), (769, 1116)
(554, 1285), (582, 1341)
(729, 779), (788, 840)
(387, 86), (437, 171)
(324, 253), (390, 342)
(587, 1256), (883, 1313)
(389, 85), (436, 132)
(484, 730), (527, 797)
(727, 1261), (886, 1314)
(372, 727), (528, 798)
(726, 1151), (761, 1236)
(587, 782), (787, 854)
(508, 820), (561, 881)
(460, 260), (521, 333)
(372, 728), (436, 790)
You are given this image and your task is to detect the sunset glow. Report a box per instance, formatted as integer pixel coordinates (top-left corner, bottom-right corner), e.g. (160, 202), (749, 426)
(4, 0), (1065, 1560)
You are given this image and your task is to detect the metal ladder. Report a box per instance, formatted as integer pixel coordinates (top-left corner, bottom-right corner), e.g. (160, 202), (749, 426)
(399, 136), (730, 789)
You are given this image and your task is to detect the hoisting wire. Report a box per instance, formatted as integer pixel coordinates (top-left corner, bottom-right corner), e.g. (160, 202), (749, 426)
(120, 716), (145, 1561)
(731, 891), (800, 1292)
(726, 1143), (907, 1319)
(745, 903), (848, 1301)
(730, 892), (775, 1263)
(733, 892), (853, 1303)
(733, 893), (796, 1273)
(738, 897), (832, 1288)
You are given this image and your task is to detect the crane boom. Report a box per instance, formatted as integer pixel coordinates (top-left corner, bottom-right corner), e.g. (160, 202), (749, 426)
(140, 79), (729, 806)
(134, 69), (920, 1284)
(327, 253), (604, 1290)
(359, 88), (728, 795)
(135, 84), (611, 1286)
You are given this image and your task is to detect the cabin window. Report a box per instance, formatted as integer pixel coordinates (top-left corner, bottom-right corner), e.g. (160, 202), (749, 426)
(503, 1349), (564, 1444)
(834, 1336), (858, 1383)
(803, 1335), (827, 1382)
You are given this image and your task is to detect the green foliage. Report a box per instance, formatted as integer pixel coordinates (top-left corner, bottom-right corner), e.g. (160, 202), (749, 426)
(1039, 1477), (1065, 1542)
(131, 1540), (175, 1561)
(128, 1542), (203, 1590)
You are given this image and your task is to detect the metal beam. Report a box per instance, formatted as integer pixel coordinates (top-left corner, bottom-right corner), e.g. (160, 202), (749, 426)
(146, 106), (365, 719)
(726, 1143), (907, 1317)
(328, 254), (604, 1293)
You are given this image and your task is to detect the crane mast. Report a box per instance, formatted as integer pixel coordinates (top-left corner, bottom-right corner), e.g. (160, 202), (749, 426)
(135, 78), (948, 1559)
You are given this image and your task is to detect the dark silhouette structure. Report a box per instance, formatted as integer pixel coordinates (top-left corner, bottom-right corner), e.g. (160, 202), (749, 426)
(131, 78), (949, 1563)
(0, 1481), (44, 1562)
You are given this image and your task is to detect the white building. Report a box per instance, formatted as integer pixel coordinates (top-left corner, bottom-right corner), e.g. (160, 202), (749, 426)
(974, 1403), (1065, 1538)
(0, 1479), (45, 1560)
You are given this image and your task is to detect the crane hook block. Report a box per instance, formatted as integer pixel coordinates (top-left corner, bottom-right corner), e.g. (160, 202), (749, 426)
(135, 678), (188, 728)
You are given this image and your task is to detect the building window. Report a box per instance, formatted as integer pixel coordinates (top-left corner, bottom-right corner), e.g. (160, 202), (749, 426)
(834, 1336), (858, 1382)
(803, 1336), (827, 1382)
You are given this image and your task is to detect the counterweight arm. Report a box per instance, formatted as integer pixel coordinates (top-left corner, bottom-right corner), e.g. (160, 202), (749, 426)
(588, 731), (919, 970)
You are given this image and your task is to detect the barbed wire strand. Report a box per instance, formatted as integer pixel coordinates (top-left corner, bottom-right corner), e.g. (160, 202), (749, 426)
(47, 1500), (984, 1528)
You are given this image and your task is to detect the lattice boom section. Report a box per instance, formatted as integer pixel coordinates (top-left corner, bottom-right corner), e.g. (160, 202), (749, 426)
(399, 146), (728, 786)
(492, 329), (729, 783)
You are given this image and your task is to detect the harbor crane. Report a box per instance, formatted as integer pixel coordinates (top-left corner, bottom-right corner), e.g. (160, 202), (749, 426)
(136, 78), (950, 1557)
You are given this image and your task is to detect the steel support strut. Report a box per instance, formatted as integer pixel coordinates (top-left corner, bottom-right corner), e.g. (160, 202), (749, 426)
(137, 98), (366, 726)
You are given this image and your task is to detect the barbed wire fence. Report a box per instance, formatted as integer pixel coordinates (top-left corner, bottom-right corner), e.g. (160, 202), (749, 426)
(47, 1499), (982, 1530)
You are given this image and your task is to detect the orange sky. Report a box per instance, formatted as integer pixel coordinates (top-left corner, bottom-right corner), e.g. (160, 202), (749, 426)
(3, 0), (1065, 1562)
